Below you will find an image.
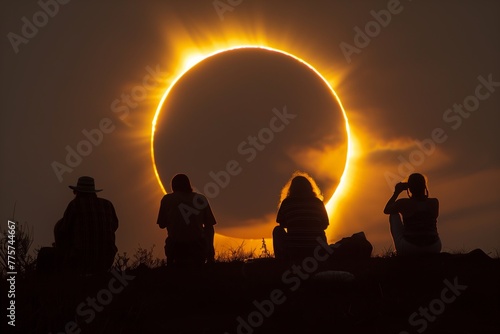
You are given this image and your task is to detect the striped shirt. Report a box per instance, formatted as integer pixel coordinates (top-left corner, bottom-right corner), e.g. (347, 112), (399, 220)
(58, 193), (118, 272)
(277, 196), (329, 249)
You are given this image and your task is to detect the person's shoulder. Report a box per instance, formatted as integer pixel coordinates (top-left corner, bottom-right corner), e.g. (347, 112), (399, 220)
(193, 192), (207, 199)
(280, 196), (323, 206)
(396, 198), (411, 204)
(159, 193), (180, 208)
(97, 197), (115, 206)
(279, 197), (294, 206)
(394, 198), (411, 208)
(192, 192), (211, 205)
(65, 198), (77, 209)
(161, 192), (177, 201)
(277, 198), (290, 211)
(312, 196), (325, 204)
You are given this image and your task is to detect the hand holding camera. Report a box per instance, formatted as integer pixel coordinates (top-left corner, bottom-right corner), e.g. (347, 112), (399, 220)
(395, 182), (409, 193)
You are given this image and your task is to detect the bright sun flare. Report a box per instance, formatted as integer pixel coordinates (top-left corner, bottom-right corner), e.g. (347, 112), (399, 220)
(150, 45), (354, 227)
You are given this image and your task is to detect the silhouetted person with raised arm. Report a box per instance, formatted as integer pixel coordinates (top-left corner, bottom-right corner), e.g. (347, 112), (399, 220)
(54, 176), (118, 274)
(384, 173), (441, 256)
(157, 174), (217, 266)
(273, 172), (329, 260)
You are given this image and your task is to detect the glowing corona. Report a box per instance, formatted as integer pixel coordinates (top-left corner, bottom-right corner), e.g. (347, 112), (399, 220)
(151, 45), (352, 220)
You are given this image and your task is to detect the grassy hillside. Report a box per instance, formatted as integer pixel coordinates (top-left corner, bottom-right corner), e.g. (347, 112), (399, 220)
(3, 250), (499, 334)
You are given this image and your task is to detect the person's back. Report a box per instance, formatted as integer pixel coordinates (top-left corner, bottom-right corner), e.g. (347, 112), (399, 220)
(396, 197), (439, 246)
(277, 196), (328, 240)
(159, 192), (210, 242)
(64, 193), (118, 272)
(56, 176), (118, 274)
(274, 173), (329, 260)
(157, 174), (217, 266)
(384, 173), (441, 256)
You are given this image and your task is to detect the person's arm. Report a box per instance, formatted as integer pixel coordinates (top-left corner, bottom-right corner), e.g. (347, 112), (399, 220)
(204, 224), (215, 263)
(108, 200), (119, 232)
(55, 201), (75, 249)
(276, 200), (288, 227)
(53, 219), (65, 248)
(203, 198), (217, 227)
(156, 196), (169, 229)
(383, 182), (407, 214)
(431, 198), (439, 219)
(202, 196), (217, 262)
(112, 208), (118, 232)
(319, 199), (329, 230)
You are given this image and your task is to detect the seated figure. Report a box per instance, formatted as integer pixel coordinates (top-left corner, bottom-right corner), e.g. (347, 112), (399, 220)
(54, 176), (119, 274)
(384, 173), (441, 256)
(156, 174), (217, 266)
(273, 172), (329, 260)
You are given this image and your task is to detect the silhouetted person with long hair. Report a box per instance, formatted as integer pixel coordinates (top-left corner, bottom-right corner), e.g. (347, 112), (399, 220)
(384, 173), (441, 256)
(273, 172), (329, 260)
(157, 174), (217, 266)
(54, 176), (118, 274)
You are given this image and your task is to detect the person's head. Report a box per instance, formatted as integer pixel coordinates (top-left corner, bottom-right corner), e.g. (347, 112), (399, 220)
(171, 174), (193, 193)
(279, 171), (323, 205)
(69, 176), (102, 197)
(407, 173), (428, 198)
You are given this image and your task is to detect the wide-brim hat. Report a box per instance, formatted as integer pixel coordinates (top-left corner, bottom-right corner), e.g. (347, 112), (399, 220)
(69, 176), (103, 192)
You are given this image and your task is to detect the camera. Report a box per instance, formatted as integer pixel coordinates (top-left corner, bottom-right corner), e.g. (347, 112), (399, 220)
(400, 182), (409, 190)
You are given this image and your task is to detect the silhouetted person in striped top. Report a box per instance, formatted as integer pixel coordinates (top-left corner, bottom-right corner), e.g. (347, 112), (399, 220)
(273, 172), (329, 260)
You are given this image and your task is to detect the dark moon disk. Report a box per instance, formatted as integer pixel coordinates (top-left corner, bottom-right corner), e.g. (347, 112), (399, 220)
(153, 47), (347, 238)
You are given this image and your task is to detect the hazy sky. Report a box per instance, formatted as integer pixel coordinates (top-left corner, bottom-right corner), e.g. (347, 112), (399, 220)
(1, 0), (499, 258)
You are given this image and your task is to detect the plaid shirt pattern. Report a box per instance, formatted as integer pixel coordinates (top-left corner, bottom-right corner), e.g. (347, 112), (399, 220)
(61, 193), (118, 272)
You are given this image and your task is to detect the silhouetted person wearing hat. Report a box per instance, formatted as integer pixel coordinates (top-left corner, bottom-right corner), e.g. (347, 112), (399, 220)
(156, 174), (217, 266)
(54, 176), (118, 274)
(384, 173), (441, 256)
